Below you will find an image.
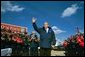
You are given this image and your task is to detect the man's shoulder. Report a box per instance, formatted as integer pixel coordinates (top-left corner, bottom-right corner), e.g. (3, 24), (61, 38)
(48, 27), (52, 29)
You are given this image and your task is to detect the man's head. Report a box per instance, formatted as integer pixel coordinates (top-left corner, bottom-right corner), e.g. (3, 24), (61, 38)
(44, 22), (49, 29)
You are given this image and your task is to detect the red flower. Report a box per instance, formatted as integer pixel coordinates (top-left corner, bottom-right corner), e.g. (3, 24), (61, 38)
(77, 35), (84, 48)
(76, 36), (82, 43)
(79, 41), (84, 48)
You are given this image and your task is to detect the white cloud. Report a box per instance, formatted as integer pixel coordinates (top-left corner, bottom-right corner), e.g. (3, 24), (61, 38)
(10, 5), (24, 12)
(55, 37), (64, 46)
(52, 26), (66, 34)
(1, 1), (24, 12)
(52, 26), (66, 46)
(61, 4), (79, 18)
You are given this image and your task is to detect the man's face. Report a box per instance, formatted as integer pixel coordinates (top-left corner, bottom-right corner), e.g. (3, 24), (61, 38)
(44, 22), (49, 29)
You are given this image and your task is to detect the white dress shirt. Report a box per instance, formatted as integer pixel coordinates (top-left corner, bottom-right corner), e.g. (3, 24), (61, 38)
(45, 28), (49, 33)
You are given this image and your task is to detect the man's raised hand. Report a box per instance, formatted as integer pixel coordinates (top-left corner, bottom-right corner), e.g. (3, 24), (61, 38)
(32, 17), (37, 23)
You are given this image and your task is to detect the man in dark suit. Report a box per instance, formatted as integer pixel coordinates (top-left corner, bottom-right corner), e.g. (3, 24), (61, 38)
(32, 17), (56, 56)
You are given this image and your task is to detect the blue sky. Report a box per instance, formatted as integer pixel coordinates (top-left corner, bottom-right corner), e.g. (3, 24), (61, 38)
(1, 1), (84, 44)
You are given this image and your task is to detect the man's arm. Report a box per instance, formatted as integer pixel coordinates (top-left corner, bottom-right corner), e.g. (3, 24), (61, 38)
(32, 17), (40, 33)
(51, 30), (56, 45)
